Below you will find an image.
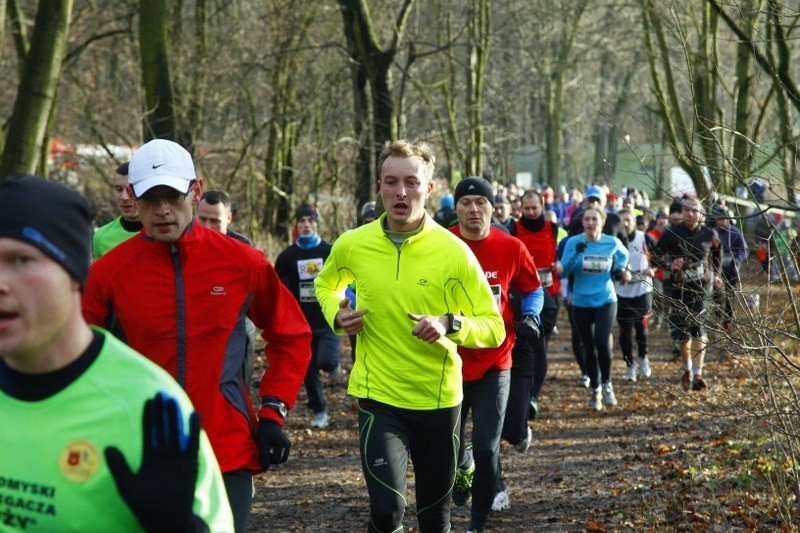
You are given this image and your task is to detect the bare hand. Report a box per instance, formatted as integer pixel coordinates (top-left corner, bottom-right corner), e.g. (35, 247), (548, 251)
(671, 258), (685, 271)
(407, 312), (448, 344)
(336, 298), (368, 335)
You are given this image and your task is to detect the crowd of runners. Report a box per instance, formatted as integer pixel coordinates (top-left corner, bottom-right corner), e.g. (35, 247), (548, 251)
(1, 138), (762, 532)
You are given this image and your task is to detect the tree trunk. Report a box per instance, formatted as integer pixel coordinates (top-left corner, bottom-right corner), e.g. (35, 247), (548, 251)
(139, 0), (184, 144)
(337, 0), (414, 213)
(0, 0), (73, 179)
(465, 0), (489, 177)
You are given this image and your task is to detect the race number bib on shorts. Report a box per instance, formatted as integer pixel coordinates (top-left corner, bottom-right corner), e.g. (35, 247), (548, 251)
(581, 255), (611, 274)
(537, 268), (553, 288)
(683, 263), (705, 282)
(299, 281), (317, 302)
(297, 258), (324, 280)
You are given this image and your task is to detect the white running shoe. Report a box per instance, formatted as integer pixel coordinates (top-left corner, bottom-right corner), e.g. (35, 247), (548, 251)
(515, 426), (532, 453)
(588, 387), (602, 411)
(310, 411), (329, 428)
(624, 365), (637, 382)
(638, 357), (652, 378)
(602, 382), (618, 406)
(579, 375), (591, 388)
(491, 489), (511, 511)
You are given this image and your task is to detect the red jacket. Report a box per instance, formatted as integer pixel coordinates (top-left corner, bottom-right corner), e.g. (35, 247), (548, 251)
(83, 221), (312, 474)
(515, 218), (560, 297)
(450, 226), (541, 381)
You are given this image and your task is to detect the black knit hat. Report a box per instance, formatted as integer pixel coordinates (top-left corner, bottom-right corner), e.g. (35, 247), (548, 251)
(295, 204), (318, 221)
(454, 177), (494, 206)
(0, 175), (92, 287)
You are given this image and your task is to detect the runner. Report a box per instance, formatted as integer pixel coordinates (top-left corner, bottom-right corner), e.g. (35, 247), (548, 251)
(449, 177), (543, 531)
(652, 197), (722, 390)
(314, 140), (505, 532)
(0, 175), (233, 532)
(560, 206), (629, 410)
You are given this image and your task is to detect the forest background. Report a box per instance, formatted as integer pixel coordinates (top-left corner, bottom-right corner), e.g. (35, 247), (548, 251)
(4, 1), (800, 244)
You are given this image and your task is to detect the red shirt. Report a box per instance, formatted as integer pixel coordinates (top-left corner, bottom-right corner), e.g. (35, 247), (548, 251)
(83, 221), (312, 474)
(514, 218), (561, 296)
(450, 226), (541, 381)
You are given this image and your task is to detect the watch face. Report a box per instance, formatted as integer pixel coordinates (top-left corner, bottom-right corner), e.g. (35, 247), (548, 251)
(452, 315), (463, 331)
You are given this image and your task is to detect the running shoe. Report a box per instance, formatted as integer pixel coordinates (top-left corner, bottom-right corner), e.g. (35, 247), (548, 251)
(691, 375), (707, 391)
(491, 489), (511, 512)
(329, 363), (343, 380)
(515, 426), (532, 453)
(528, 397), (540, 419)
(310, 411), (329, 429)
(638, 356), (652, 378)
(680, 370), (691, 390)
(579, 375), (591, 388)
(624, 365), (637, 382)
(602, 382), (617, 406)
(588, 387), (602, 411)
(452, 457), (475, 506)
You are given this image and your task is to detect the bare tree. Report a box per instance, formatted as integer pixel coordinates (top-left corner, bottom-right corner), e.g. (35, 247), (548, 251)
(0, 0), (73, 179)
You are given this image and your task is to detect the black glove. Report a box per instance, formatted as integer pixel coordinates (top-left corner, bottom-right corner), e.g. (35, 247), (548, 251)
(105, 392), (199, 532)
(576, 242), (587, 253)
(515, 315), (541, 340)
(257, 419), (292, 470)
(612, 269), (624, 281)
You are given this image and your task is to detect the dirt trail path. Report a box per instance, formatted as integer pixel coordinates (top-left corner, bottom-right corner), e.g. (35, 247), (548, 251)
(249, 319), (754, 532)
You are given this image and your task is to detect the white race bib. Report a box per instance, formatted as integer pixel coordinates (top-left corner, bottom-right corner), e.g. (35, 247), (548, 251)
(581, 255), (611, 274)
(683, 263), (705, 282)
(490, 284), (501, 309)
(537, 268), (553, 288)
(299, 281), (317, 302)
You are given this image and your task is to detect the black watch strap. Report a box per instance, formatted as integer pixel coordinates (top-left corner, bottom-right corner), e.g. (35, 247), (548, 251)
(261, 397), (287, 419)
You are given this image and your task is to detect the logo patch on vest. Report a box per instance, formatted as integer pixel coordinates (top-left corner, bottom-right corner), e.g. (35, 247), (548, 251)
(59, 440), (100, 482)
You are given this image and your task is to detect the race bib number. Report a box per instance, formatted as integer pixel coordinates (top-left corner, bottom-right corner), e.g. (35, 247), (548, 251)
(683, 263), (705, 282)
(490, 284), (501, 309)
(581, 255), (611, 274)
(537, 268), (553, 288)
(299, 281), (317, 302)
(297, 258), (324, 280)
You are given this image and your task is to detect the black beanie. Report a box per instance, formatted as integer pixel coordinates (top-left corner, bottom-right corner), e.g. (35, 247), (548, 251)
(454, 177), (494, 206)
(295, 204), (318, 221)
(0, 175), (92, 287)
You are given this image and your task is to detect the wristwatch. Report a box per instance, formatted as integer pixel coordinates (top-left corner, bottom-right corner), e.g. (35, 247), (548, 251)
(445, 313), (463, 335)
(261, 397), (287, 419)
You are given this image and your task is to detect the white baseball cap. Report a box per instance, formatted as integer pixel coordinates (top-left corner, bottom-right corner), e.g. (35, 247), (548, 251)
(129, 139), (196, 197)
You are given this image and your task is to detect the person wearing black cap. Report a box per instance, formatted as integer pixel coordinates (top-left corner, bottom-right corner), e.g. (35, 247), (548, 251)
(0, 175), (233, 531)
(449, 177), (544, 528)
(83, 139), (312, 532)
(275, 204), (341, 430)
